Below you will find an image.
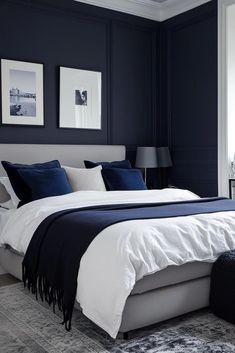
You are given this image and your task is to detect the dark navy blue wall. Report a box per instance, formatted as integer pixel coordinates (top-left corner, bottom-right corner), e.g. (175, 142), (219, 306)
(0, 0), (159, 157)
(160, 1), (218, 196)
(0, 0), (218, 196)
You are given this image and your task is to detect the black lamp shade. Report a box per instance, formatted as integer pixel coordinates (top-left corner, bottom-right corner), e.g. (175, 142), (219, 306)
(157, 147), (172, 167)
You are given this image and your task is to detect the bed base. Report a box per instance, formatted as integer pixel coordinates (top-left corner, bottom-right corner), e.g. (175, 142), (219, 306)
(119, 276), (210, 333)
(0, 247), (210, 334)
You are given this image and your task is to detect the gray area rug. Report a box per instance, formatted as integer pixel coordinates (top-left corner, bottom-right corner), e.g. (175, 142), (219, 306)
(0, 283), (235, 353)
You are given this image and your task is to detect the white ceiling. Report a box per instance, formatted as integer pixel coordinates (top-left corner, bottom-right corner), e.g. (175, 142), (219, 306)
(75, 0), (212, 21)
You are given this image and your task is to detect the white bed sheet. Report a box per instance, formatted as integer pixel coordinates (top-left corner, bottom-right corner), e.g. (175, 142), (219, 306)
(1, 189), (235, 338)
(0, 208), (15, 235)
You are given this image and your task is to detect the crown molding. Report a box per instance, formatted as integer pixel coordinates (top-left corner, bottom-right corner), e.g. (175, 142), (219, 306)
(75, 0), (212, 22)
(75, 0), (162, 21)
(160, 0), (211, 20)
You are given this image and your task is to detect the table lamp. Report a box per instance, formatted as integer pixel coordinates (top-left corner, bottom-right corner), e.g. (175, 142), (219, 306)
(157, 147), (172, 187)
(135, 147), (158, 184)
(157, 147), (172, 168)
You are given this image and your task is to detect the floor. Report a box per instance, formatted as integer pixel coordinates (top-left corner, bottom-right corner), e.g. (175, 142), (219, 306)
(1, 273), (235, 352)
(0, 273), (19, 287)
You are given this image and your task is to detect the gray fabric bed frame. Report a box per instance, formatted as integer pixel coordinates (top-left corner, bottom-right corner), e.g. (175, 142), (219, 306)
(0, 247), (210, 333)
(0, 143), (211, 334)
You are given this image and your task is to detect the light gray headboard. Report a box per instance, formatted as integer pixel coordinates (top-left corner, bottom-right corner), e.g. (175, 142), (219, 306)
(0, 144), (126, 203)
(0, 144), (126, 176)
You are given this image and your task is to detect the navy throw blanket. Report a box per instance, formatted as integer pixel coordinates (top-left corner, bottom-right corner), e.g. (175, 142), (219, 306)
(22, 197), (235, 330)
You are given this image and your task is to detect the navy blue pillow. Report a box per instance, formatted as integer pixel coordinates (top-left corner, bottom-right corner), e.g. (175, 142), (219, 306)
(18, 168), (72, 201)
(101, 168), (147, 191)
(84, 160), (132, 169)
(2, 160), (61, 206)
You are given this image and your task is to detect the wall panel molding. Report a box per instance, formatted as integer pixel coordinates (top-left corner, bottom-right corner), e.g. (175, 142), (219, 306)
(162, 0), (218, 196)
(110, 21), (157, 147)
(0, 0), (158, 161)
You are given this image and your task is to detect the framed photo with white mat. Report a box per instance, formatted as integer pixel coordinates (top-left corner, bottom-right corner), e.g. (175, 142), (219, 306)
(59, 66), (102, 130)
(1, 59), (44, 126)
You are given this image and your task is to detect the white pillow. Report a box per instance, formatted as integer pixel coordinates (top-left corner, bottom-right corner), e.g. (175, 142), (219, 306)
(63, 165), (106, 191)
(0, 177), (20, 208)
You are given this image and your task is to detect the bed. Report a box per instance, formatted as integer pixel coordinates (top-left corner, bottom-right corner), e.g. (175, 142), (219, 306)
(0, 143), (232, 338)
(0, 246), (212, 335)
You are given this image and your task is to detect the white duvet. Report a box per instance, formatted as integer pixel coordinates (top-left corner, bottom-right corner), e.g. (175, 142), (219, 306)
(1, 189), (235, 338)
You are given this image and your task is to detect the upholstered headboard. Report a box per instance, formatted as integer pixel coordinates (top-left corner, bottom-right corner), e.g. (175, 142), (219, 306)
(0, 144), (126, 174)
(0, 144), (126, 202)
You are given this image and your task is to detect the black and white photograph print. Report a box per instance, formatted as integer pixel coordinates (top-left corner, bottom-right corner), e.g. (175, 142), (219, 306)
(9, 69), (36, 117)
(60, 66), (101, 130)
(1, 59), (44, 126)
(75, 89), (87, 106)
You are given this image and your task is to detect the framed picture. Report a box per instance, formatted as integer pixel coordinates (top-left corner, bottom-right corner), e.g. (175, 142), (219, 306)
(1, 59), (44, 126)
(59, 66), (102, 130)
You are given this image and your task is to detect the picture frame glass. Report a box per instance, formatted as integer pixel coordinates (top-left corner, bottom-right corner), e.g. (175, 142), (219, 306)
(60, 67), (102, 130)
(1, 59), (44, 126)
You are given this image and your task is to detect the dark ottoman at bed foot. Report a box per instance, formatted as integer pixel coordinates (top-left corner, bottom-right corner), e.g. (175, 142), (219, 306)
(210, 250), (235, 323)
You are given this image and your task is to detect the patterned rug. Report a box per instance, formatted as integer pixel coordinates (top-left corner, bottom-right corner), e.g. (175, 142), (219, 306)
(0, 283), (235, 353)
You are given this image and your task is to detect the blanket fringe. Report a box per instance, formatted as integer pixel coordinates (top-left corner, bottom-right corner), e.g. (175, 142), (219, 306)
(22, 264), (73, 331)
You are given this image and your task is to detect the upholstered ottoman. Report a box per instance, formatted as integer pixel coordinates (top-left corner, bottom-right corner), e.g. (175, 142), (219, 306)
(210, 250), (235, 323)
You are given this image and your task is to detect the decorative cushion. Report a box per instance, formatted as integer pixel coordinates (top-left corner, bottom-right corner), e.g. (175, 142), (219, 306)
(18, 167), (72, 201)
(2, 160), (61, 206)
(101, 168), (147, 191)
(84, 159), (132, 169)
(63, 165), (106, 191)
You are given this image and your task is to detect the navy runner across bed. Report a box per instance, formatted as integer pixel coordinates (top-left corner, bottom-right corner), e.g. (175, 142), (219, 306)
(22, 197), (235, 331)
